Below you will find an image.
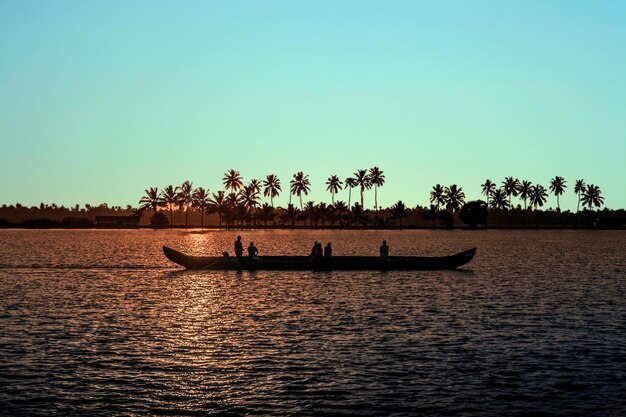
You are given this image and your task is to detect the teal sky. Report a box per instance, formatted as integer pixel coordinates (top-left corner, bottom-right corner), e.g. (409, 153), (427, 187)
(1, 0), (625, 210)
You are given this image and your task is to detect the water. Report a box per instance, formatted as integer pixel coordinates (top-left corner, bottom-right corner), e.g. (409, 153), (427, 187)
(1, 229), (625, 416)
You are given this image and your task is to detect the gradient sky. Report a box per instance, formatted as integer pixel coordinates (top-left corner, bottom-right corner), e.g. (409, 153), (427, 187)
(1, 0), (625, 210)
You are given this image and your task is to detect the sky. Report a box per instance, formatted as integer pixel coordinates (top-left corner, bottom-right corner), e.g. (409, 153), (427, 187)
(1, 0), (625, 211)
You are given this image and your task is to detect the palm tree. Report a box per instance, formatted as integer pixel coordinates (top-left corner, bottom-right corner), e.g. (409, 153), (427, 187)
(290, 172), (311, 209)
(574, 179), (586, 227)
(325, 175), (343, 204)
(192, 187), (210, 229)
(445, 184), (465, 212)
(529, 184), (548, 228)
(305, 201), (316, 227)
(160, 185), (180, 228)
(549, 176), (567, 212)
(502, 177), (520, 227)
(518, 180), (532, 228)
(353, 169), (371, 208)
(223, 169), (243, 195)
(581, 184), (604, 210)
(248, 179), (262, 195)
(177, 180), (193, 228)
(430, 184), (446, 210)
(258, 203), (275, 227)
(368, 166), (385, 214)
(481, 179), (496, 207)
(208, 190), (227, 228)
(344, 177), (357, 207)
(490, 189), (509, 226)
(239, 185), (261, 211)
(262, 174), (281, 208)
(317, 202), (329, 226)
(390, 200), (411, 227)
(138, 187), (164, 217)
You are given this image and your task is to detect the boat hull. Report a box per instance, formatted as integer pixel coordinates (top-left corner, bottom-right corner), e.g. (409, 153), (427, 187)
(163, 246), (476, 271)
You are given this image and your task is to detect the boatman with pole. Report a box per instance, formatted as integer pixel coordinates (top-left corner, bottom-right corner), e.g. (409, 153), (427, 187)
(234, 236), (244, 269)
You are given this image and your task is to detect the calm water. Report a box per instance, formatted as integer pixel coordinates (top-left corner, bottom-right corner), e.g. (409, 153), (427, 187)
(1, 229), (625, 416)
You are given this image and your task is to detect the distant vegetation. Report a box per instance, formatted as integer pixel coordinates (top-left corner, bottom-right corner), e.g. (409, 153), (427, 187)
(1, 170), (623, 229)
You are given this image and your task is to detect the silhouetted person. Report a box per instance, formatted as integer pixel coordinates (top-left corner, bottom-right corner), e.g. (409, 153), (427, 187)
(316, 242), (323, 257)
(310, 241), (319, 259)
(379, 240), (389, 259)
(324, 242), (332, 258)
(248, 242), (259, 260)
(235, 236), (243, 259)
(234, 235), (244, 270)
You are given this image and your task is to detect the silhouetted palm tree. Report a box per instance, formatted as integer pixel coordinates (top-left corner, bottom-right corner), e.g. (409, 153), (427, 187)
(290, 172), (310, 209)
(445, 185), (465, 212)
(258, 203), (274, 227)
(305, 201), (316, 227)
(192, 187), (210, 229)
(581, 184), (604, 210)
(223, 169), (243, 195)
(481, 179), (496, 207)
(489, 189), (509, 226)
(430, 184), (446, 210)
(248, 179), (261, 195)
(317, 202), (329, 226)
(239, 185), (260, 224)
(262, 174), (281, 208)
(160, 185), (180, 228)
(390, 200), (411, 227)
(574, 179), (586, 227)
(529, 184), (548, 228)
(502, 177), (520, 227)
(549, 176), (567, 212)
(353, 169), (371, 208)
(368, 166), (385, 215)
(208, 190), (227, 228)
(344, 177), (357, 207)
(177, 181), (193, 228)
(138, 187), (164, 217)
(581, 184), (604, 227)
(518, 180), (532, 228)
(325, 175), (343, 204)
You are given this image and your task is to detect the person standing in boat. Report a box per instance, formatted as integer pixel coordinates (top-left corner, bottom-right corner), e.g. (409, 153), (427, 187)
(379, 240), (389, 260)
(234, 236), (244, 260)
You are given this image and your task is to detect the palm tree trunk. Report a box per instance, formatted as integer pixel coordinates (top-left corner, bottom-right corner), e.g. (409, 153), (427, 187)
(374, 186), (378, 216)
(200, 208), (204, 230)
(185, 207), (189, 229)
(170, 208), (173, 228)
(348, 189), (352, 208)
(574, 195), (581, 228)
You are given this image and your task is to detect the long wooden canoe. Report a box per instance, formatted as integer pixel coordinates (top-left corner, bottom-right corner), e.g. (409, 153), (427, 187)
(163, 246), (476, 271)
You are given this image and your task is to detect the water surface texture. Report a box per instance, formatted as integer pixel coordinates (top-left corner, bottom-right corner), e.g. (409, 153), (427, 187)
(1, 230), (625, 416)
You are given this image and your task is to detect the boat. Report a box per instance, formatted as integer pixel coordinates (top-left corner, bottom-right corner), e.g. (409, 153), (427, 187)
(163, 246), (476, 271)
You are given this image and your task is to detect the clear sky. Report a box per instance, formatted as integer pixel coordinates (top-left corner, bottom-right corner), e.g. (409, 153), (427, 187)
(1, 0), (625, 210)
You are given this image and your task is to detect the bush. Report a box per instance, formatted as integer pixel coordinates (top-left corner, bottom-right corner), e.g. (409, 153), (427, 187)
(150, 212), (169, 229)
(460, 200), (488, 229)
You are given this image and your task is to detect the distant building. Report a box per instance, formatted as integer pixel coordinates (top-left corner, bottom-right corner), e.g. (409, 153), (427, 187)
(95, 215), (140, 228)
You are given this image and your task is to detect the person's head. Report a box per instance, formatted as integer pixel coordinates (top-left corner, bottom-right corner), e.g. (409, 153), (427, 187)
(249, 242), (254, 246)
(382, 240), (387, 245)
(237, 236), (241, 241)
(314, 241), (318, 245)
(327, 242), (331, 246)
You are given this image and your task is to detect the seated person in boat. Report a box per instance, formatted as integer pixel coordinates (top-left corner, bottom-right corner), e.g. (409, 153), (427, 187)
(379, 240), (389, 260)
(248, 242), (259, 260)
(324, 242), (332, 258)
